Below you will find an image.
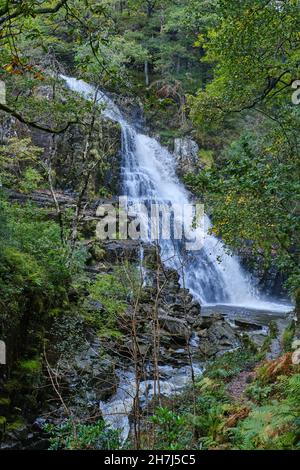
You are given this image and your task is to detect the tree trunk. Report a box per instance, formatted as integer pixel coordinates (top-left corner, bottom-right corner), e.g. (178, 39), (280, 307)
(144, 60), (150, 87)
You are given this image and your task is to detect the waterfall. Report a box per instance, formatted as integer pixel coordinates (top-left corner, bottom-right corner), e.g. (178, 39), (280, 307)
(61, 76), (290, 312)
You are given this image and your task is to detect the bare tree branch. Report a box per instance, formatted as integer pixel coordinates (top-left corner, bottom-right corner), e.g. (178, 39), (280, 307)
(0, 0), (68, 26)
(0, 102), (78, 134)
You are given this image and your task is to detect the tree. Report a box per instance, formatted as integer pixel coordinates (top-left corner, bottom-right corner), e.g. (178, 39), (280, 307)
(190, 0), (300, 127)
(186, 0), (300, 297)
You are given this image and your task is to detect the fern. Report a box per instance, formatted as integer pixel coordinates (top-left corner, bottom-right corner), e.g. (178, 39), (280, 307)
(233, 397), (299, 450)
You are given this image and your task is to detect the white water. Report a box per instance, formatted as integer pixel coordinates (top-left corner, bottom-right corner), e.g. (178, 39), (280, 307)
(99, 365), (203, 443)
(61, 75), (291, 313)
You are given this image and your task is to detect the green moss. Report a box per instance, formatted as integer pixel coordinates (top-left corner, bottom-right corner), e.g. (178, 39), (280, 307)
(6, 417), (26, 432)
(89, 243), (106, 262)
(260, 335), (272, 356)
(258, 322), (279, 357)
(4, 379), (22, 394)
(240, 333), (258, 353)
(0, 416), (7, 426)
(49, 307), (64, 317)
(198, 149), (214, 168)
(269, 321), (278, 339)
(84, 269), (135, 335)
(97, 328), (124, 339)
(0, 415), (7, 439)
(159, 129), (181, 141)
(0, 397), (10, 406)
(282, 323), (295, 352)
(18, 358), (41, 373)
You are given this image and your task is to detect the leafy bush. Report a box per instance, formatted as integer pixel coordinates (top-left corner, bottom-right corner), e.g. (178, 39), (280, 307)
(45, 419), (121, 450)
(147, 350), (300, 450)
(245, 383), (273, 404)
(0, 193), (87, 418)
(85, 265), (138, 336)
(232, 371), (300, 449)
(89, 273), (128, 318)
(282, 324), (295, 353)
(205, 350), (257, 382)
(0, 138), (42, 190)
(19, 168), (43, 193)
(151, 407), (186, 450)
(233, 402), (298, 450)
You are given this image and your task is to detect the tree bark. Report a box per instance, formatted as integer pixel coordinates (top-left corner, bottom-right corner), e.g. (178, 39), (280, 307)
(144, 60), (150, 87)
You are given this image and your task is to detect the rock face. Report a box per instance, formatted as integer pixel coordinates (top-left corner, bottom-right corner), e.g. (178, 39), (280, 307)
(196, 317), (240, 357)
(111, 94), (144, 129)
(0, 83), (122, 196)
(98, 242), (241, 368)
(174, 137), (200, 176)
(158, 314), (191, 342)
(57, 339), (118, 405)
(100, 239), (144, 263)
(239, 249), (288, 298)
(55, 118), (121, 194)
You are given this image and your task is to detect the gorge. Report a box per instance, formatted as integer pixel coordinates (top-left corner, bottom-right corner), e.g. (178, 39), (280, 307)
(62, 75), (291, 313)
(58, 75), (293, 443)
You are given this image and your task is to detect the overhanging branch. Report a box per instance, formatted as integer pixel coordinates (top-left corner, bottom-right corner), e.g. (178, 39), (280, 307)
(0, 0), (68, 26)
(0, 102), (77, 134)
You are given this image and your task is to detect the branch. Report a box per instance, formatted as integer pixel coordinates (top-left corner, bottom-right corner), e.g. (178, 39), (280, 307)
(236, 71), (293, 113)
(35, 0), (68, 15)
(0, 0), (68, 26)
(0, 102), (77, 134)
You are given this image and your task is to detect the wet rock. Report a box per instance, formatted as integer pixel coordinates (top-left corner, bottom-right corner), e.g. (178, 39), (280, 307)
(33, 85), (54, 100)
(234, 319), (263, 331)
(246, 333), (267, 350)
(111, 94), (144, 126)
(198, 339), (218, 357)
(55, 117), (121, 194)
(197, 319), (240, 358)
(174, 137), (200, 176)
(208, 320), (239, 347)
(58, 343), (118, 403)
(101, 239), (144, 263)
(158, 315), (191, 342)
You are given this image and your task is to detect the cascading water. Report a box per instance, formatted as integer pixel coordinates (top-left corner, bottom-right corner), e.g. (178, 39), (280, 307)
(61, 75), (291, 312)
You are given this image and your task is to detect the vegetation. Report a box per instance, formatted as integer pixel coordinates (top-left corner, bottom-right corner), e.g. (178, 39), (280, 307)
(44, 419), (120, 450)
(185, 0), (300, 298)
(0, 0), (299, 453)
(150, 350), (300, 450)
(84, 266), (139, 337)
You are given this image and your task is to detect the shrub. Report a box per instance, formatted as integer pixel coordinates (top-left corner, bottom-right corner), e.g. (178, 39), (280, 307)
(151, 407), (186, 450)
(44, 419), (121, 450)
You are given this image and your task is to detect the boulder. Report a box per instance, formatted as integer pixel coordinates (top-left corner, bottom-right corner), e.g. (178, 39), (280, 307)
(58, 342), (118, 403)
(207, 320), (240, 349)
(158, 314), (191, 342)
(101, 239), (143, 263)
(197, 319), (240, 358)
(174, 137), (200, 176)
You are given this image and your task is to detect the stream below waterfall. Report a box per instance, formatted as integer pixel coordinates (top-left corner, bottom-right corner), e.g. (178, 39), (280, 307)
(61, 75), (293, 444)
(99, 363), (204, 443)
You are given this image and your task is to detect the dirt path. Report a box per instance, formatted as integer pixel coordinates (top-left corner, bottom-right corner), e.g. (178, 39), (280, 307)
(227, 371), (256, 400)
